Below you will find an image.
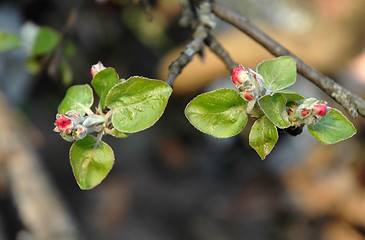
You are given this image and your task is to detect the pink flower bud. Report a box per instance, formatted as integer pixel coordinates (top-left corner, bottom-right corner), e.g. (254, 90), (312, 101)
(231, 67), (247, 85)
(313, 104), (327, 116)
(91, 61), (106, 77)
(301, 110), (309, 116)
(73, 126), (87, 139)
(243, 90), (254, 101)
(65, 110), (84, 124)
(55, 118), (72, 131)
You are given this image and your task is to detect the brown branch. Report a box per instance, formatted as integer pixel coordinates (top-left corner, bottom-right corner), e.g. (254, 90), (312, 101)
(166, 1), (215, 87)
(204, 33), (237, 72)
(166, 26), (207, 86)
(212, 0), (365, 119)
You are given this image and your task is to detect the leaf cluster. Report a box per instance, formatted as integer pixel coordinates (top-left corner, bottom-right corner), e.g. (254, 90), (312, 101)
(57, 68), (172, 189)
(185, 57), (356, 159)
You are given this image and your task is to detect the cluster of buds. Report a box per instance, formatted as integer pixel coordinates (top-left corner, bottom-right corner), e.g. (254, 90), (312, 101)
(91, 61), (106, 77)
(288, 98), (330, 126)
(231, 65), (266, 112)
(54, 110), (105, 142)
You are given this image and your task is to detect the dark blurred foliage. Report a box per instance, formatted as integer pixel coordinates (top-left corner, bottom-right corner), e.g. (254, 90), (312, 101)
(0, 0), (365, 240)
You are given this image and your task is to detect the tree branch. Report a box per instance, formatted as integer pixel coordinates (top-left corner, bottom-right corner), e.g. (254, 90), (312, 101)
(212, 0), (365, 119)
(166, 0), (215, 87)
(204, 33), (237, 72)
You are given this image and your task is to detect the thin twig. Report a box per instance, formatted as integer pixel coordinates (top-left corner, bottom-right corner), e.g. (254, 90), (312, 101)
(204, 33), (237, 72)
(212, 0), (365, 118)
(165, 33), (205, 86)
(166, 0), (215, 87)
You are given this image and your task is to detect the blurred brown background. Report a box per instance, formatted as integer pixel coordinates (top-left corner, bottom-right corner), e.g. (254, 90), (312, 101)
(0, 0), (365, 239)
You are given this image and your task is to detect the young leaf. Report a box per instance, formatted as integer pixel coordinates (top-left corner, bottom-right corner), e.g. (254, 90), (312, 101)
(249, 116), (278, 159)
(91, 68), (119, 109)
(257, 56), (296, 91)
(58, 84), (93, 115)
(275, 89), (305, 103)
(70, 136), (114, 190)
(0, 32), (21, 53)
(26, 57), (40, 73)
(31, 27), (60, 57)
(308, 109), (356, 144)
(60, 60), (73, 86)
(258, 93), (291, 129)
(106, 76), (172, 133)
(107, 129), (130, 138)
(185, 89), (247, 138)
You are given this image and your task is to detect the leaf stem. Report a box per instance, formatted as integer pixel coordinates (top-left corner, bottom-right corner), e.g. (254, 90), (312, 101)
(104, 109), (114, 122)
(94, 131), (104, 150)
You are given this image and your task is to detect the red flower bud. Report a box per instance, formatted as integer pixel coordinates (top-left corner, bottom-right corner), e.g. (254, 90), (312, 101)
(73, 126), (87, 139)
(302, 110), (309, 116)
(231, 67), (247, 85)
(313, 104), (327, 116)
(91, 61), (106, 77)
(55, 118), (72, 131)
(243, 90), (254, 101)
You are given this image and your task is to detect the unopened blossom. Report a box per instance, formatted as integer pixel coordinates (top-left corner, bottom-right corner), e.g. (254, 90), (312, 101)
(72, 125), (88, 139)
(55, 117), (72, 131)
(301, 109), (310, 117)
(232, 65), (266, 105)
(243, 89), (254, 101)
(64, 110), (85, 124)
(54, 110), (106, 142)
(54, 111), (87, 141)
(288, 98), (330, 126)
(313, 104), (327, 116)
(91, 61), (106, 77)
(231, 67), (248, 85)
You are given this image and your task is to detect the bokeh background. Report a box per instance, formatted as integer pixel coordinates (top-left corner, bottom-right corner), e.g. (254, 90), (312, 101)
(0, 0), (365, 239)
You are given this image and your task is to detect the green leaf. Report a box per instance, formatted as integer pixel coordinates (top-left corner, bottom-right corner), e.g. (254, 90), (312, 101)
(26, 57), (40, 73)
(31, 27), (60, 56)
(0, 32), (21, 53)
(58, 84), (93, 115)
(249, 116), (278, 159)
(60, 60), (73, 86)
(107, 129), (130, 138)
(65, 41), (75, 57)
(106, 76), (172, 133)
(308, 109), (356, 144)
(185, 89), (247, 138)
(258, 93), (290, 129)
(70, 136), (114, 190)
(257, 56), (296, 91)
(275, 89), (305, 103)
(91, 68), (119, 109)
